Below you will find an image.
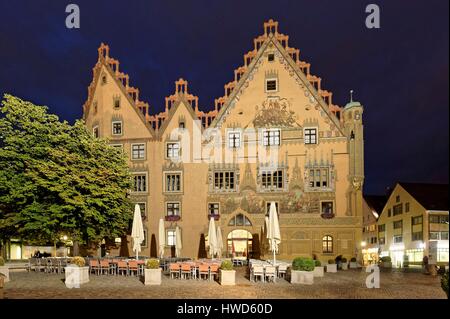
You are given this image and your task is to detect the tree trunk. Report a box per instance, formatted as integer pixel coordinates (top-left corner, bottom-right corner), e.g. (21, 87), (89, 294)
(73, 241), (79, 256)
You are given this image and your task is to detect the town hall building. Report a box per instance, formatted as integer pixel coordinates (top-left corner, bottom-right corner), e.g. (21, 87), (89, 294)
(82, 20), (365, 263)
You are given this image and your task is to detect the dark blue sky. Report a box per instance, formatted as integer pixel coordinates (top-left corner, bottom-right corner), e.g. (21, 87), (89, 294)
(0, 0), (448, 194)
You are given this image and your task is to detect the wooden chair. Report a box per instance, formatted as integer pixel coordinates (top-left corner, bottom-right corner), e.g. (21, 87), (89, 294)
(169, 263), (181, 279)
(251, 265), (264, 282)
(117, 261), (128, 276)
(128, 261), (139, 276)
(100, 260), (110, 275)
(181, 263), (191, 280)
(198, 264), (209, 280)
(89, 260), (100, 275)
(265, 266), (276, 282)
(209, 264), (219, 281)
(277, 264), (287, 279)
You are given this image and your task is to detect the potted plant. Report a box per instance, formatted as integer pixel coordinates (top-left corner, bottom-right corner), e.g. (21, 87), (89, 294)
(219, 260), (236, 286)
(326, 259), (337, 273)
(144, 259), (162, 285)
(65, 256), (89, 288)
(312, 260), (324, 277)
(341, 257), (348, 270)
(0, 257), (9, 283)
(441, 270), (449, 298)
(291, 257), (315, 285)
(349, 257), (358, 268)
(379, 256), (392, 268)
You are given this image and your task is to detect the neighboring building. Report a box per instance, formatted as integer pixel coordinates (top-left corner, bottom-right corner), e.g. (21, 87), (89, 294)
(361, 195), (387, 265)
(377, 182), (449, 268)
(82, 19), (365, 262)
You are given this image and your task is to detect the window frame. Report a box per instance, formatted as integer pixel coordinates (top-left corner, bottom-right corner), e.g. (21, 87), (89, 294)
(262, 129), (281, 146)
(166, 229), (176, 247)
(165, 142), (181, 159)
(303, 127), (318, 145)
(132, 172), (148, 193)
(322, 235), (333, 254)
(260, 170), (284, 191)
(111, 120), (123, 136)
(227, 130), (242, 149)
(166, 201), (181, 217)
(265, 78), (278, 93)
(131, 143), (146, 160)
(164, 171), (183, 193)
(213, 170), (236, 192)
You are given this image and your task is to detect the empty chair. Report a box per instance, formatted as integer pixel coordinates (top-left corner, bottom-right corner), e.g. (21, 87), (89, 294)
(100, 260), (110, 275)
(278, 264), (287, 279)
(117, 261), (128, 276)
(251, 265), (265, 282)
(89, 259), (101, 275)
(265, 266), (276, 282)
(128, 261), (138, 276)
(170, 263), (181, 279)
(136, 260), (145, 276)
(209, 264), (219, 282)
(198, 264), (209, 280)
(181, 263), (192, 280)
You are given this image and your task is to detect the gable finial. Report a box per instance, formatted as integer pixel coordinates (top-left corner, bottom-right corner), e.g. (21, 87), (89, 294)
(350, 90), (354, 103)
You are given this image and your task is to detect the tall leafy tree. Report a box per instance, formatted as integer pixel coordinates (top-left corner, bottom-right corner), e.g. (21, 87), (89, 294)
(0, 94), (132, 251)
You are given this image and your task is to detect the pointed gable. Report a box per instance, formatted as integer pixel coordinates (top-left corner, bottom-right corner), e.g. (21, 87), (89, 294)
(210, 19), (344, 136)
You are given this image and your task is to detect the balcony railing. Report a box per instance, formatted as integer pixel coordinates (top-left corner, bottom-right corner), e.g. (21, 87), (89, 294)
(165, 215), (181, 222)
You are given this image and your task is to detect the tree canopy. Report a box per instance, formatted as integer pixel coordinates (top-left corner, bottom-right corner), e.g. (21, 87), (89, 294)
(0, 94), (132, 246)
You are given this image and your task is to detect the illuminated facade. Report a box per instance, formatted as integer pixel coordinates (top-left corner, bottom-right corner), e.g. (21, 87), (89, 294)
(82, 20), (365, 262)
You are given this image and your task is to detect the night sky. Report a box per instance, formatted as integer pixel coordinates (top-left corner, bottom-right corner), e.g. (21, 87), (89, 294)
(0, 1), (448, 195)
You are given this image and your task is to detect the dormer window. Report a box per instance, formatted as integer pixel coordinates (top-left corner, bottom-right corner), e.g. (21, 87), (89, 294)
(113, 96), (120, 109)
(268, 53), (275, 62)
(304, 128), (317, 144)
(112, 121), (122, 136)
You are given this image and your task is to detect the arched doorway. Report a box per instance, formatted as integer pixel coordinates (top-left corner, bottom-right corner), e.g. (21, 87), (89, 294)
(227, 229), (252, 259)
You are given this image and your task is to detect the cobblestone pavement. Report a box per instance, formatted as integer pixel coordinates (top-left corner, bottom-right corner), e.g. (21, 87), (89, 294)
(1, 268), (446, 299)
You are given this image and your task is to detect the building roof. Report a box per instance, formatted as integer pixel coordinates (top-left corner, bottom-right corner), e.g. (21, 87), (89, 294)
(364, 195), (388, 215)
(399, 182), (449, 211)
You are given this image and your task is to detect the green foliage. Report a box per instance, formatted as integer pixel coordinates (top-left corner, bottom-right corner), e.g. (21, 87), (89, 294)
(350, 257), (357, 262)
(314, 260), (321, 267)
(341, 258), (347, 263)
(292, 257), (315, 271)
(441, 271), (449, 298)
(380, 256), (391, 263)
(0, 256), (4, 266)
(328, 259), (335, 264)
(146, 259), (160, 269)
(70, 256), (85, 267)
(0, 94), (132, 245)
(220, 260), (234, 271)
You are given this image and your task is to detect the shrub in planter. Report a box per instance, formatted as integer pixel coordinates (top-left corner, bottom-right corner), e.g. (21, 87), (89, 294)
(441, 271), (449, 298)
(144, 259), (162, 285)
(341, 257), (348, 270)
(314, 260), (321, 267)
(326, 259), (337, 273)
(349, 257), (358, 268)
(291, 257), (315, 284)
(0, 257), (9, 282)
(379, 256), (392, 268)
(65, 256), (89, 288)
(350, 257), (357, 262)
(219, 260), (235, 285)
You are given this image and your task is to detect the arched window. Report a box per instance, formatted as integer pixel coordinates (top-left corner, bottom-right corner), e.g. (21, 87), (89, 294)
(228, 213), (252, 226)
(322, 235), (333, 253)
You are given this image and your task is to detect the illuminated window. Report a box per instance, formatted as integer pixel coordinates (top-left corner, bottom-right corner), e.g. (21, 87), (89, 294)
(322, 235), (333, 253)
(262, 130), (280, 146)
(166, 143), (180, 159)
(166, 229), (176, 246)
(228, 131), (241, 148)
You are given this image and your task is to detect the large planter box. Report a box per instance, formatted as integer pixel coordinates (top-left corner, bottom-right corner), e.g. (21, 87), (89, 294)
(349, 262), (358, 269)
(291, 270), (314, 285)
(219, 270), (236, 286)
(341, 262), (348, 270)
(64, 266), (89, 288)
(144, 268), (162, 285)
(313, 266), (324, 277)
(0, 266), (10, 283)
(326, 264), (337, 273)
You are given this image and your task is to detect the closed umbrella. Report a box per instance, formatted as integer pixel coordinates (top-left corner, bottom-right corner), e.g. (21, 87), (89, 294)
(208, 217), (218, 259)
(158, 218), (165, 259)
(216, 226), (223, 259)
(175, 226), (182, 258)
(131, 204), (145, 260)
(267, 202), (281, 266)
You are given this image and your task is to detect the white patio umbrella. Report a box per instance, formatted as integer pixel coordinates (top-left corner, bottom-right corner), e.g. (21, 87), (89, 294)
(208, 217), (218, 259)
(158, 218), (165, 259)
(216, 226), (223, 259)
(131, 204), (145, 260)
(267, 202), (281, 266)
(175, 226), (182, 258)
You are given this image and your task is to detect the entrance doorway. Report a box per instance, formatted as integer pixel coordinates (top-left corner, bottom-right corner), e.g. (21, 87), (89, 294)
(227, 229), (252, 259)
